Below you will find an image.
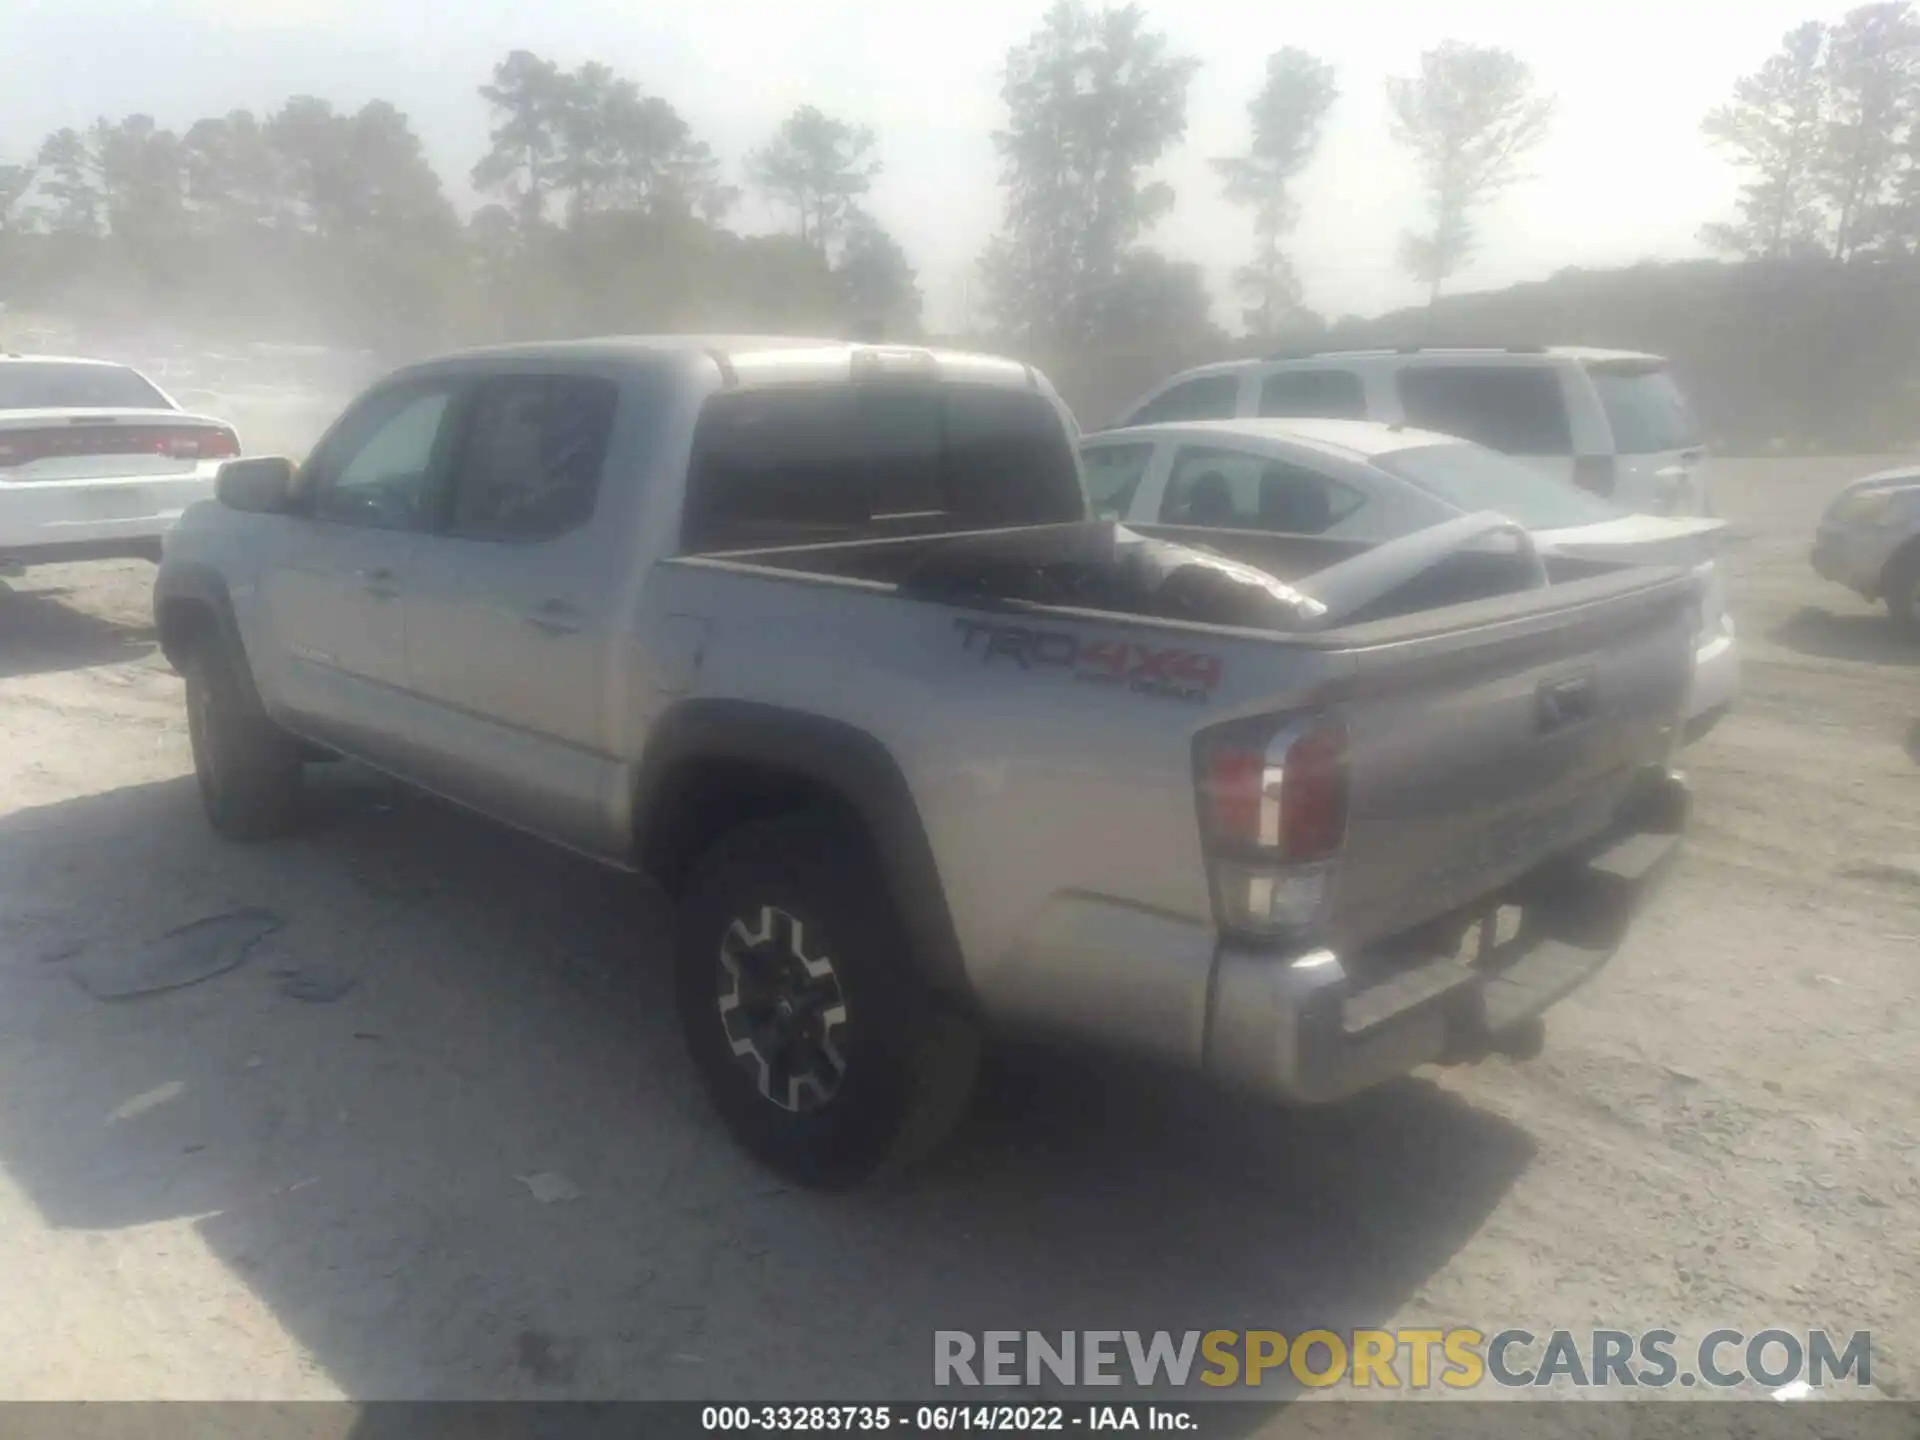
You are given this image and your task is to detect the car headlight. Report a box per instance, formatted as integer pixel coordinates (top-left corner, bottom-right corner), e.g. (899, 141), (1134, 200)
(1828, 488), (1904, 525)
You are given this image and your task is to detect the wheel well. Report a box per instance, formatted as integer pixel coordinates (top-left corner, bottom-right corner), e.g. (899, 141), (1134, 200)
(639, 757), (872, 896)
(1882, 535), (1920, 594)
(155, 596), (220, 670)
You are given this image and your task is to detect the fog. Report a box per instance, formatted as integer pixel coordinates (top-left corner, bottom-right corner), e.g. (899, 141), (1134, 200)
(2, 0), (1915, 448)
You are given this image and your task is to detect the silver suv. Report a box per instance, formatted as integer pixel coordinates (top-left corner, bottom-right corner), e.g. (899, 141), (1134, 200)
(1113, 346), (1711, 518)
(1813, 465), (1920, 637)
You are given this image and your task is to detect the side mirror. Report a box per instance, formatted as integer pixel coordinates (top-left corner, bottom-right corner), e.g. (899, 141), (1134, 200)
(215, 456), (298, 514)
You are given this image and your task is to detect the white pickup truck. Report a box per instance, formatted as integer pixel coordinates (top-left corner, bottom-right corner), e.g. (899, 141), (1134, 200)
(154, 337), (1697, 1186)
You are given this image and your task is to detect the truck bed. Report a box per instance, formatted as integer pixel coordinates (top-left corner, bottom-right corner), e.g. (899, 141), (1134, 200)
(686, 518), (1640, 637)
(659, 514), (1697, 978)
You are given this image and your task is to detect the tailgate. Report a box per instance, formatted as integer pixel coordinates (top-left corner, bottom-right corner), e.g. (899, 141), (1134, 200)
(1323, 566), (1696, 951)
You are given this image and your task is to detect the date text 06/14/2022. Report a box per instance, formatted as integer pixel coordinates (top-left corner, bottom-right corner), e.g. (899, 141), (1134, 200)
(700, 1405), (1197, 1432)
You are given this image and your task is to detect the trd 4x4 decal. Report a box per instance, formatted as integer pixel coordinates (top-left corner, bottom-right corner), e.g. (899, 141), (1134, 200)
(953, 618), (1222, 703)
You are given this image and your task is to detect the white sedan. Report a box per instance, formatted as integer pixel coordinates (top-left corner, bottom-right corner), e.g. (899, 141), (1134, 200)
(1081, 417), (1738, 742)
(1, 354), (241, 572)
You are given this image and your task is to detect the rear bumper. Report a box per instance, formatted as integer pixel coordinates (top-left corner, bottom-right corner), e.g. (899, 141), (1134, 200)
(1682, 625), (1738, 741)
(1202, 770), (1689, 1105)
(0, 470), (213, 556)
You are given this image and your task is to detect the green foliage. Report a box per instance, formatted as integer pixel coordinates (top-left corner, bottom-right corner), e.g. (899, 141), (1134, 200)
(1705, 4), (1920, 260)
(0, 162), (36, 236)
(1702, 22), (1831, 259)
(34, 128), (101, 237)
(1820, 2), (1920, 258)
(979, 0), (1201, 351)
(472, 50), (567, 232)
(748, 105), (880, 255)
(1214, 49), (1338, 338)
(1385, 41), (1553, 303)
(0, 49), (917, 358)
(836, 218), (923, 337)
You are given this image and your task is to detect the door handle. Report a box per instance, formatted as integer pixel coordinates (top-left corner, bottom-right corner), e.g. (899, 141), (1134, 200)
(524, 599), (583, 636)
(358, 567), (401, 600)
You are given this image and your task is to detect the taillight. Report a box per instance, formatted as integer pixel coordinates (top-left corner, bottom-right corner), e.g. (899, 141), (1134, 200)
(1195, 712), (1349, 941)
(160, 427), (240, 460)
(0, 424), (240, 468)
(1573, 456), (1616, 497)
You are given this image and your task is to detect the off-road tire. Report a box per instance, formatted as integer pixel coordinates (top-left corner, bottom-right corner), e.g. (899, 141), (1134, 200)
(674, 811), (979, 1188)
(1884, 542), (1920, 641)
(184, 638), (304, 839)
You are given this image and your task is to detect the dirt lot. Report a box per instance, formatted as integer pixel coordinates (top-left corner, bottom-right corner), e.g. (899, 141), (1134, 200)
(0, 456), (1915, 1409)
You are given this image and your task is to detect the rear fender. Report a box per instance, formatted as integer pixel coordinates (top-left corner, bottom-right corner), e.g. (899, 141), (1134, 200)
(634, 699), (971, 1003)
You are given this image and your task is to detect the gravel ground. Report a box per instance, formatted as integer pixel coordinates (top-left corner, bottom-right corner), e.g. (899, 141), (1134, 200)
(0, 456), (1915, 1412)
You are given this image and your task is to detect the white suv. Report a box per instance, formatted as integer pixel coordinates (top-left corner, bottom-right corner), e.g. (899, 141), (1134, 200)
(1111, 346), (1712, 518)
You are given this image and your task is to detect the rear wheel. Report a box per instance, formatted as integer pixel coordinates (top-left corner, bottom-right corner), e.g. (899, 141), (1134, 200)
(1885, 543), (1920, 640)
(184, 639), (304, 839)
(674, 812), (978, 1187)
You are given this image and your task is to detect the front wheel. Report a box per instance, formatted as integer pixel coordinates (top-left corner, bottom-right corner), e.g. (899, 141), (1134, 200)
(674, 812), (978, 1188)
(1884, 543), (1920, 640)
(184, 641), (305, 839)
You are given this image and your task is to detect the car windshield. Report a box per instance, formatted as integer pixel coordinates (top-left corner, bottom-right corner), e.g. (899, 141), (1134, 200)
(1373, 441), (1625, 530)
(0, 362), (171, 411)
(1586, 362), (1702, 453)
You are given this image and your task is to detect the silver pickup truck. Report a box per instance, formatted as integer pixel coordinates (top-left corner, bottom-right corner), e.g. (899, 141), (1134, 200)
(154, 337), (1697, 1186)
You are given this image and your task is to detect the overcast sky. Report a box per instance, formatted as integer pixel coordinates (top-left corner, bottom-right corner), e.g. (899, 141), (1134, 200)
(0, 0), (1868, 333)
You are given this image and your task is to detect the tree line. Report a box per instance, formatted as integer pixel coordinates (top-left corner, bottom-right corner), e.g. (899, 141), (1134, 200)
(973, 4), (1552, 352)
(7, 2), (1911, 451)
(0, 3), (1556, 372)
(1703, 0), (1920, 261)
(0, 50), (924, 359)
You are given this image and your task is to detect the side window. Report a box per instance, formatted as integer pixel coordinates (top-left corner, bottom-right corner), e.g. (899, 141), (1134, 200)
(1254, 460), (1367, 536)
(1125, 374), (1240, 426)
(307, 384), (460, 531)
(1160, 447), (1364, 536)
(1079, 442), (1156, 518)
(1160, 447), (1266, 525)
(444, 374), (617, 542)
(1258, 369), (1366, 419)
(1396, 366), (1572, 455)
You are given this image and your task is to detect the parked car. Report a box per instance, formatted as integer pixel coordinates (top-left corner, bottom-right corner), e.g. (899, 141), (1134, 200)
(155, 336), (1696, 1186)
(0, 353), (240, 573)
(1110, 345), (1711, 518)
(1081, 417), (1738, 742)
(1812, 465), (1920, 637)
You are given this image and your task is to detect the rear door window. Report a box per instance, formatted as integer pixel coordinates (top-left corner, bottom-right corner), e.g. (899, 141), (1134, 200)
(1160, 446), (1365, 535)
(1396, 366), (1573, 455)
(1124, 374), (1240, 426)
(683, 384), (1082, 552)
(1585, 363), (1702, 453)
(1258, 369), (1366, 419)
(1079, 441), (1156, 518)
(441, 374), (618, 542)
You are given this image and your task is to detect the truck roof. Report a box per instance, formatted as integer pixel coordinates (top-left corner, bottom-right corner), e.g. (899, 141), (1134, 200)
(413, 335), (1045, 391)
